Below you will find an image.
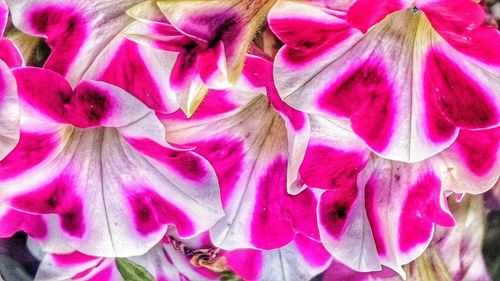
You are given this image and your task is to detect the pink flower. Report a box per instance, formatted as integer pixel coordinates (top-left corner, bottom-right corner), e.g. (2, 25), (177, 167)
(0, 67), (223, 257)
(269, 0), (500, 163)
(126, 0), (278, 116)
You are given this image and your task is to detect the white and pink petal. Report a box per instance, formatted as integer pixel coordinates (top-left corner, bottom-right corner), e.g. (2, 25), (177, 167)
(0, 69), (223, 257)
(6, 0), (178, 114)
(438, 128), (500, 194)
(271, 1), (500, 162)
(163, 56), (318, 250)
(226, 234), (332, 281)
(363, 157), (455, 276)
(0, 60), (19, 160)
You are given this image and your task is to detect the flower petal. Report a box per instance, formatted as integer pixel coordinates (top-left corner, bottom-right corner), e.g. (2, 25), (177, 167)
(6, 0), (178, 113)
(363, 157), (455, 276)
(156, 0), (275, 81)
(163, 55), (317, 250)
(0, 204), (47, 239)
(0, 60), (19, 160)
(271, 1), (499, 162)
(439, 128), (500, 194)
(0, 72), (223, 257)
(433, 195), (491, 281)
(126, 0), (276, 116)
(347, 0), (411, 32)
(0, 38), (24, 68)
(226, 234), (332, 281)
(418, 0), (500, 65)
(0, 0), (6, 35)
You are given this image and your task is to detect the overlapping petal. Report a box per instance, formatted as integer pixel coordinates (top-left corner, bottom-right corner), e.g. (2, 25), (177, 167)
(165, 230), (332, 281)
(161, 55), (315, 250)
(33, 245), (211, 281)
(433, 195), (491, 281)
(6, 0), (178, 113)
(127, 0), (278, 116)
(225, 234), (332, 281)
(0, 204), (47, 239)
(0, 61), (19, 160)
(298, 116), (460, 275)
(270, 0), (500, 163)
(439, 128), (500, 194)
(0, 67), (223, 257)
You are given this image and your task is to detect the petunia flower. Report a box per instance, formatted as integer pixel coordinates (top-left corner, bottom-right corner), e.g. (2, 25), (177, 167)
(0, 67), (224, 258)
(160, 54), (318, 251)
(269, 0), (500, 163)
(297, 114), (498, 276)
(126, 0), (278, 116)
(6, 0), (180, 114)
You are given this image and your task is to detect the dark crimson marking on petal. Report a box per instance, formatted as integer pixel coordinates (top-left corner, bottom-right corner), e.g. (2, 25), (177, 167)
(225, 249), (263, 281)
(250, 157), (294, 249)
(170, 50), (198, 91)
(299, 144), (368, 190)
(0, 39), (23, 68)
(424, 49), (498, 129)
(8, 174), (86, 238)
(398, 173), (455, 252)
(70, 82), (111, 128)
(187, 11), (241, 58)
(126, 138), (208, 182)
(0, 131), (60, 179)
(208, 16), (237, 49)
(13, 67), (73, 123)
(364, 177), (387, 256)
(423, 81), (457, 143)
(29, 5), (88, 75)
(294, 234), (331, 267)
(318, 187), (358, 239)
(454, 128), (499, 176)
(99, 40), (169, 112)
(192, 137), (244, 208)
(270, 18), (352, 64)
(127, 188), (195, 236)
(0, 209), (47, 239)
(60, 202), (85, 238)
(319, 59), (395, 152)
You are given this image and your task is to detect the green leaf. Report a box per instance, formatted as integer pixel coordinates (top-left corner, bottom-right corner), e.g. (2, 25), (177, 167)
(220, 270), (243, 281)
(115, 258), (156, 281)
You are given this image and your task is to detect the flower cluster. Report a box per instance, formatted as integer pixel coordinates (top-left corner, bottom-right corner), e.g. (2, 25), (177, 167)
(0, 0), (498, 280)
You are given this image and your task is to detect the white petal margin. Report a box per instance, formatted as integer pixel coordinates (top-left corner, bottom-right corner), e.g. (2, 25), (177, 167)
(0, 60), (19, 160)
